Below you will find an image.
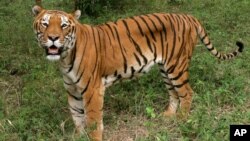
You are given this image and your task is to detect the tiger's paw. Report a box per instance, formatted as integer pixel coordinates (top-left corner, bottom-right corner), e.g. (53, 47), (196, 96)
(162, 110), (176, 118)
(74, 127), (90, 140)
(89, 130), (103, 141)
(176, 111), (189, 120)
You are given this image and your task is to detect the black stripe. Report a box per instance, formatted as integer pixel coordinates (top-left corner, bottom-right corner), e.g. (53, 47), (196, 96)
(113, 74), (122, 84)
(233, 51), (237, 56)
(170, 71), (186, 81)
(64, 71), (85, 86)
(152, 14), (167, 60)
(205, 40), (211, 46)
(130, 67), (136, 78)
(69, 105), (84, 114)
(145, 35), (154, 52)
(101, 26), (115, 58)
(123, 19), (150, 56)
(123, 19), (147, 64)
(172, 16), (186, 73)
(114, 70), (118, 76)
(178, 93), (187, 98)
(160, 31), (164, 63)
(173, 79), (189, 88)
(124, 61), (128, 73)
(218, 53), (222, 59)
(167, 65), (176, 74)
(76, 32), (88, 76)
(134, 53), (142, 66)
(104, 75), (108, 79)
(97, 28), (105, 57)
(164, 81), (172, 86)
(188, 15), (200, 26)
(152, 14), (167, 35)
(160, 68), (166, 74)
(131, 17), (144, 36)
(163, 43), (168, 64)
(152, 15), (168, 58)
(81, 79), (91, 95)
(139, 16), (156, 41)
(138, 65), (145, 73)
(131, 67), (136, 74)
(168, 87), (174, 90)
(201, 33), (207, 42)
(160, 69), (167, 79)
(153, 43), (157, 62)
(68, 91), (82, 101)
(67, 45), (76, 73)
(215, 51), (219, 57)
(130, 36), (148, 64)
(117, 74), (122, 79)
(167, 20), (183, 66)
(207, 46), (214, 51)
(187, 17), (195, 46)
(166, 15), (177, 66)
(91, 27), (99, 75)
(114, 27), (128, 73)
(75, 71), (84, 84)
(146, 15), (158, 31)
(84, 93), (94, 109)
(35, 22), (38, 31)
(72, 26), (76, 35)
(105, 23), (116, 39)
(174, 15), (180, 33)
(64, 80), (71, 85)
(103, 28), (112, 46)
(222, 55), (226, 60)
(176, 58), (188, 72)
(122, 20), (131, 36)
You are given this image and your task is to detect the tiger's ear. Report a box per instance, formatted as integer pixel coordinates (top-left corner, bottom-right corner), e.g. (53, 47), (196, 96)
(73, 10), (81, 20)
(32, 5), (43, 16)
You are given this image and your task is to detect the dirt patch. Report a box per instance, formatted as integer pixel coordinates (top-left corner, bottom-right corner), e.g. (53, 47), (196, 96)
(104, 115), (149, 141)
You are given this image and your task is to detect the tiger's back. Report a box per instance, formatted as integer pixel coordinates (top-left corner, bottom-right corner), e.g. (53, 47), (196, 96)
(98, 13), (200, 86)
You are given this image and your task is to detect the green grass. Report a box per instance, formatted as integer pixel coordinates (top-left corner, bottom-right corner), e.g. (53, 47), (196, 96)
(0, 0), (249, 140)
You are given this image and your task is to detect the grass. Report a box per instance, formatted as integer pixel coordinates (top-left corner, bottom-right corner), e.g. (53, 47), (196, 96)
(0, 0), (249, 140)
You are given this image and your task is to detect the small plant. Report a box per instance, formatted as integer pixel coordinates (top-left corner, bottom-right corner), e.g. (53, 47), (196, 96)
(145, 107), (156, 119)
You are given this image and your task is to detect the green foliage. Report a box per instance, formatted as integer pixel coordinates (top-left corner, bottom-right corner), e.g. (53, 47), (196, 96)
(0, 0), (249, 140)
(145, 107), (156, 119)
(75, 0), (130, 16)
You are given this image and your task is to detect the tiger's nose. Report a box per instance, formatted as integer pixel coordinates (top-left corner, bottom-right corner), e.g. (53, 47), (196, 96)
(48, 35), (59, 41)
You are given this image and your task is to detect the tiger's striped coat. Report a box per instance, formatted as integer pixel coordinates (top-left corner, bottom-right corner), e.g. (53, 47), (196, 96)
(32, 5), (243, 141)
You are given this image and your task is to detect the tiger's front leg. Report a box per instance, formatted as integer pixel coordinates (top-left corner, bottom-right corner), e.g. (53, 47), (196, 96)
(67, 92), (86, 136)
(82, 83), (105, 141)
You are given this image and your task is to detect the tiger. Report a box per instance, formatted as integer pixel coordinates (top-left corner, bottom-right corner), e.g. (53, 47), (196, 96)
(32, 5), (243, 141)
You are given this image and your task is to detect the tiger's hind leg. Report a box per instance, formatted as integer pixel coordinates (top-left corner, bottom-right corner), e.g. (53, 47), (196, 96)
(160, 68), (180, 117)
(82, 83), (105, 141)
(160, 58), (194, 118)
(168, 70), (194, 118)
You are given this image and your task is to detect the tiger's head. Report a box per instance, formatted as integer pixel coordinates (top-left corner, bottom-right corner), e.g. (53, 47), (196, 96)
(32, 6), (81, 61)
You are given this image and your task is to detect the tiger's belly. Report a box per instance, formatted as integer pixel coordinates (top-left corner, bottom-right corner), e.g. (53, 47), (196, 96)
(102, 60), (156, 87)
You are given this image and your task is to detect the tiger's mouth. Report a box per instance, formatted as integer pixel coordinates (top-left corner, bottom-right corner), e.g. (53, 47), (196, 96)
(44, 45), (64, 61)
(45, 45), (63, 55)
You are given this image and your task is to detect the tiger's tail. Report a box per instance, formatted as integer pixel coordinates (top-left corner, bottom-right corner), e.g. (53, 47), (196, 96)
(197, 25), (244, 60)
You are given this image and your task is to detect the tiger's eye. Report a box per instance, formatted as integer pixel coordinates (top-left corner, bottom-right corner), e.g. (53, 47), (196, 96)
(61, 24), (68, 28)
(42, 22), (48, 27)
